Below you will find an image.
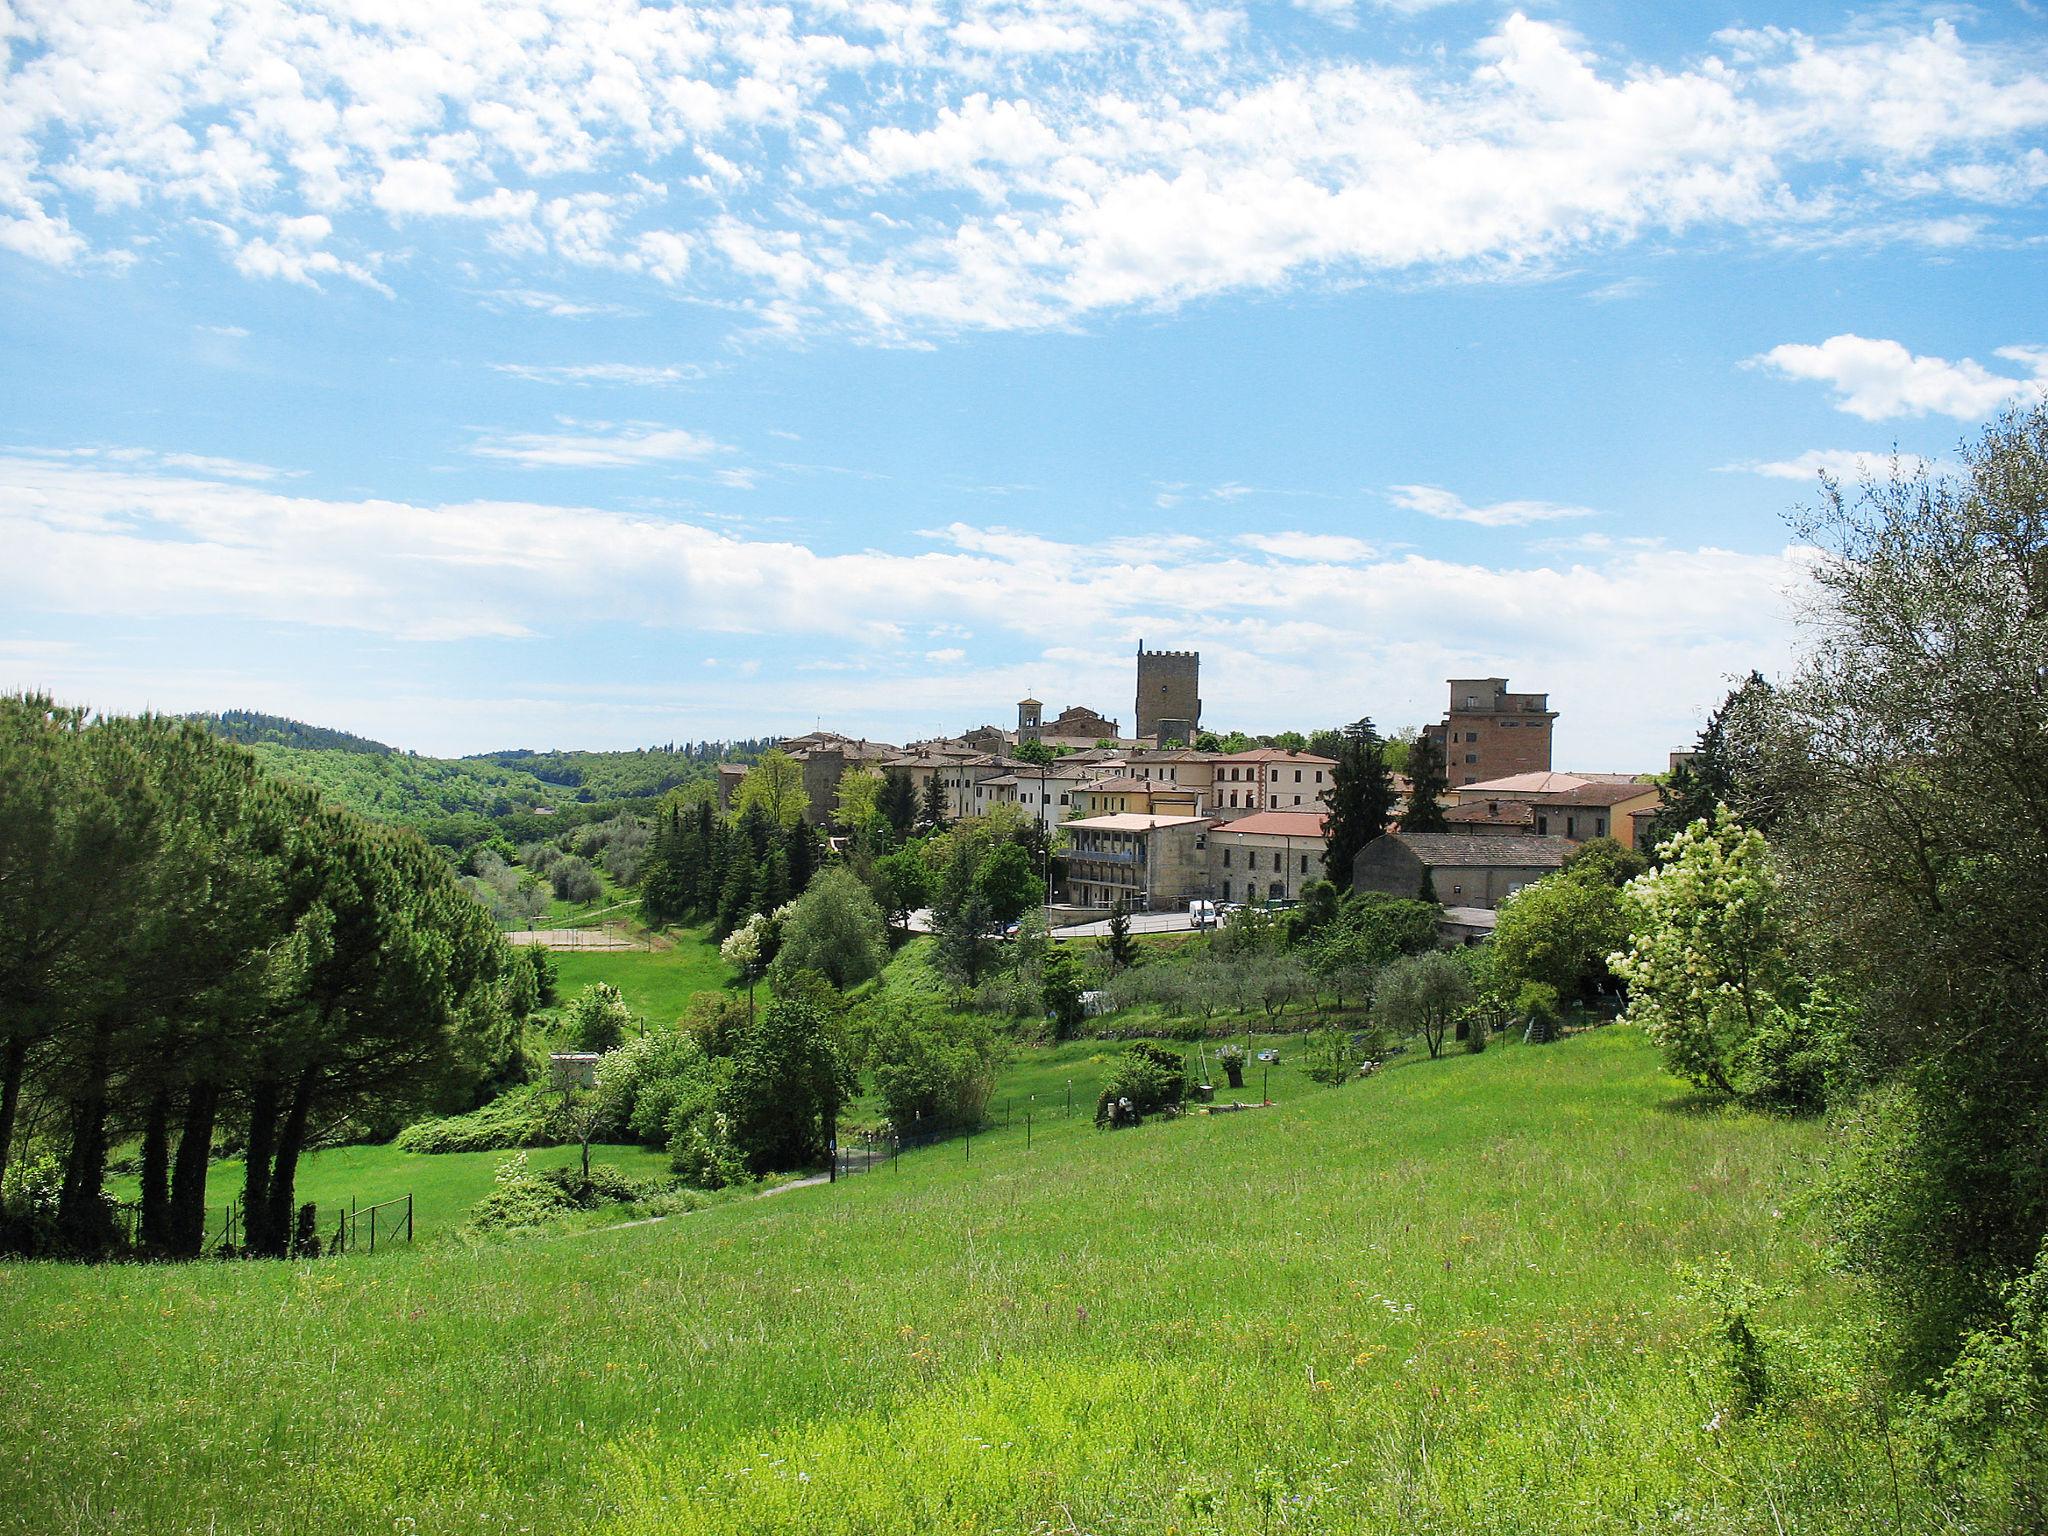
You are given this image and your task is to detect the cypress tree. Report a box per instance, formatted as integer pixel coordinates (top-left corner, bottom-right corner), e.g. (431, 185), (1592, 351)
(1402, 735), (1451, 833)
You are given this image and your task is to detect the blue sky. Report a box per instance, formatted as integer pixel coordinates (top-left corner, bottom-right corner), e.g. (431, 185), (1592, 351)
(4, 0), (2045, 766)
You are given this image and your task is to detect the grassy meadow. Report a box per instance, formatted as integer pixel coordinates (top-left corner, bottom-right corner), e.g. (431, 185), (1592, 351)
(548, 925), (737, 1025)
(0, 1026), (1920, 1536)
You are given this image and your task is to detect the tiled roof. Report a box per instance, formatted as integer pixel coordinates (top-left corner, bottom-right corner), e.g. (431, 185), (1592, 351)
(1379, 833), (1574, 867)
(1211, 811), (1329, 837)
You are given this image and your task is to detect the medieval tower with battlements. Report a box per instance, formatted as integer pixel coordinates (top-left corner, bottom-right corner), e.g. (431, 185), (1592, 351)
(1135, 641), (1201, 744)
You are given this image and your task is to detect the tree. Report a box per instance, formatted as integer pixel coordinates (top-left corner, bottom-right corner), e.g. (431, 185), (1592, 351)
(918, 772), (950, 834)
(879, 768), (918, 839)
(1645, 672), (1779, 850)
(1492, 867), (1630, 1009)
(1610, 808), (1794, 1097)
(874, 845), (930, 937)
(1561, 835), (1647, 888)
(931, 837), (994, 991)
(1323, 725), (1396, 883)
(563, 983), (636, 1052)
(1041, 946), (1087, 1038)
(719, 913), (773, 1023)
(833, 767), (884, 841)
(973, 842), (1044, 926)
(720, 995), (847, 1174)
(1402, 734), (1451, 833)
(772, 868), (888, 990)
(1761, 406), (2048, 1372)
(1013, 739), (1056, 766)
(1102, 899), (1139, 971)
(734, 748), (809, 829)
(1375, 951), (1473, 1060)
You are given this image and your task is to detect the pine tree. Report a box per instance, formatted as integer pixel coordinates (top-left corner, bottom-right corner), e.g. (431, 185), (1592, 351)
(919, 772), (950, 833)
(1323, 727), (1396, 884)
(1103, 899), (1139, 971)
(879, 768), (917, 839)
(1402, 734), (1451, 833)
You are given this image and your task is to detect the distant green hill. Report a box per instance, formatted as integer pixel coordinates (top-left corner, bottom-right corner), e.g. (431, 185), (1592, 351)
(241, 743), (573, 845)
(191, 709), (394, 755)
(191, 715), (733, 851)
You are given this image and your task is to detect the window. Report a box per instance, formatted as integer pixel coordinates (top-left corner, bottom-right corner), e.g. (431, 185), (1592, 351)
(1222, 848), (1231, 867)
(1566, 816), (1577, 838)
(1221, 879), (1232, 900)
(1271, 768), (1281, 783)
(1595, 817), (1607, 836)
(1294, 769), (1302, 782)
(1299, 854), (1309, 874)
(1465, 753), (1478, 765)
(1502, 720), (1519, 728)
(1465, 731), (1478, 743)
(1451, 883), (1463, 896)
(1292, 796), (1302, 806)
(1248, 851), (1259, 870)
(1537, 815), (1549, 835)
(1059, 793), (1069, 805)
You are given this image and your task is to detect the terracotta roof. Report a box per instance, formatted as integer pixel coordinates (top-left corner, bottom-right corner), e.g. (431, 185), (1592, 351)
(1211, 811), (1329, 837)
(1378, 832), (1574, 868)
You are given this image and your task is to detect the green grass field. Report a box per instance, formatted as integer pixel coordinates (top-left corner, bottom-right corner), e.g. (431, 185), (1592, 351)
(0, 1027), (1922, 1535)
(111, 1140), (675, 1249)
(548, 925), (738, 1025)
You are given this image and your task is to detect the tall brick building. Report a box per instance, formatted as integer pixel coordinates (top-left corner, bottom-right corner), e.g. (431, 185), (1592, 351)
(1422, 677), (1557, 786)
(1135, 641), (1200, 744)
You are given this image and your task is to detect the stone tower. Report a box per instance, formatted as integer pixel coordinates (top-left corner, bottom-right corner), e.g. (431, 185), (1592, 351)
(1017, 696), (1044, 743)
(1135, 640), (1201, 744)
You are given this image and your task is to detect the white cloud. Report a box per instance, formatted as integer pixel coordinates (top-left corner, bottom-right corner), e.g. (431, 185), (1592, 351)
(1722, 447), (1937, 482)
(1237, 531), (1381, 561)
(490, 362), (706, 387)
(0, 454), (1808, 764)
(1752, 334), (2048, 421)
(1386, 484), (1597, 527)
(467, 420), (725, 469)
(4, 444), (299, 483)
(0, 9), (2043, 338)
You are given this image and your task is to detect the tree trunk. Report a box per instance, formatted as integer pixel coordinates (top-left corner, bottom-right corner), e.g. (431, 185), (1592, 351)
(0, 1034), (26, 1195)
(170, 1079), (220, 1257)
(241, 1076), (279, 1257)
(55, 1023), (116, 1255)
(262, 1069), (317, 1258)
(138, 1087), (172, 1252)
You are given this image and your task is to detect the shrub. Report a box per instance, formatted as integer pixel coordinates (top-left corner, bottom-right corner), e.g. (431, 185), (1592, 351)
(1914, 1238), (2048, 1480)
(1094, 1041), (1187, 1126)
(720, 994), (850, 1174)
(550, 855), (603, 904)
(867, 1006), (1000, 1136)
(1736, 986), (1853, 1113)
(463, 1152), (575, 1234)
(771, 868), (888, 991)
(396, 1084), (567, 1154)
(562, 982), (636, 1053)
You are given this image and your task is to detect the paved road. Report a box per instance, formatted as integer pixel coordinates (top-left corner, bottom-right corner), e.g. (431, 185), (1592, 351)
(1051, 910), (1213, 939)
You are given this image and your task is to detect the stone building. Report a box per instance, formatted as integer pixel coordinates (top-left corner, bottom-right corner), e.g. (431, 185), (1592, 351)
(1421, 677), (1558, 787)
(1061, 813), (1214, 911)
(1069, 775), (1202, 819)
(1351, 831), (1571, 909)
(1208, 811), (1328, 905)
(1209, 749), (1337, 815)
(1446, 771), (1664, 847)
(1135, 641), (1201, 744)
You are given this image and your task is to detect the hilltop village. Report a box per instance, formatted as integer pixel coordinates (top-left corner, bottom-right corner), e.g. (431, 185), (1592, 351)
(717, 643), (1666, 937)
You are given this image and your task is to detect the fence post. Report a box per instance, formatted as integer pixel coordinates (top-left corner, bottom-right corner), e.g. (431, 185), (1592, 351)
(369, 1203), (377, 1255)
(407, 1193), (414, 1244)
